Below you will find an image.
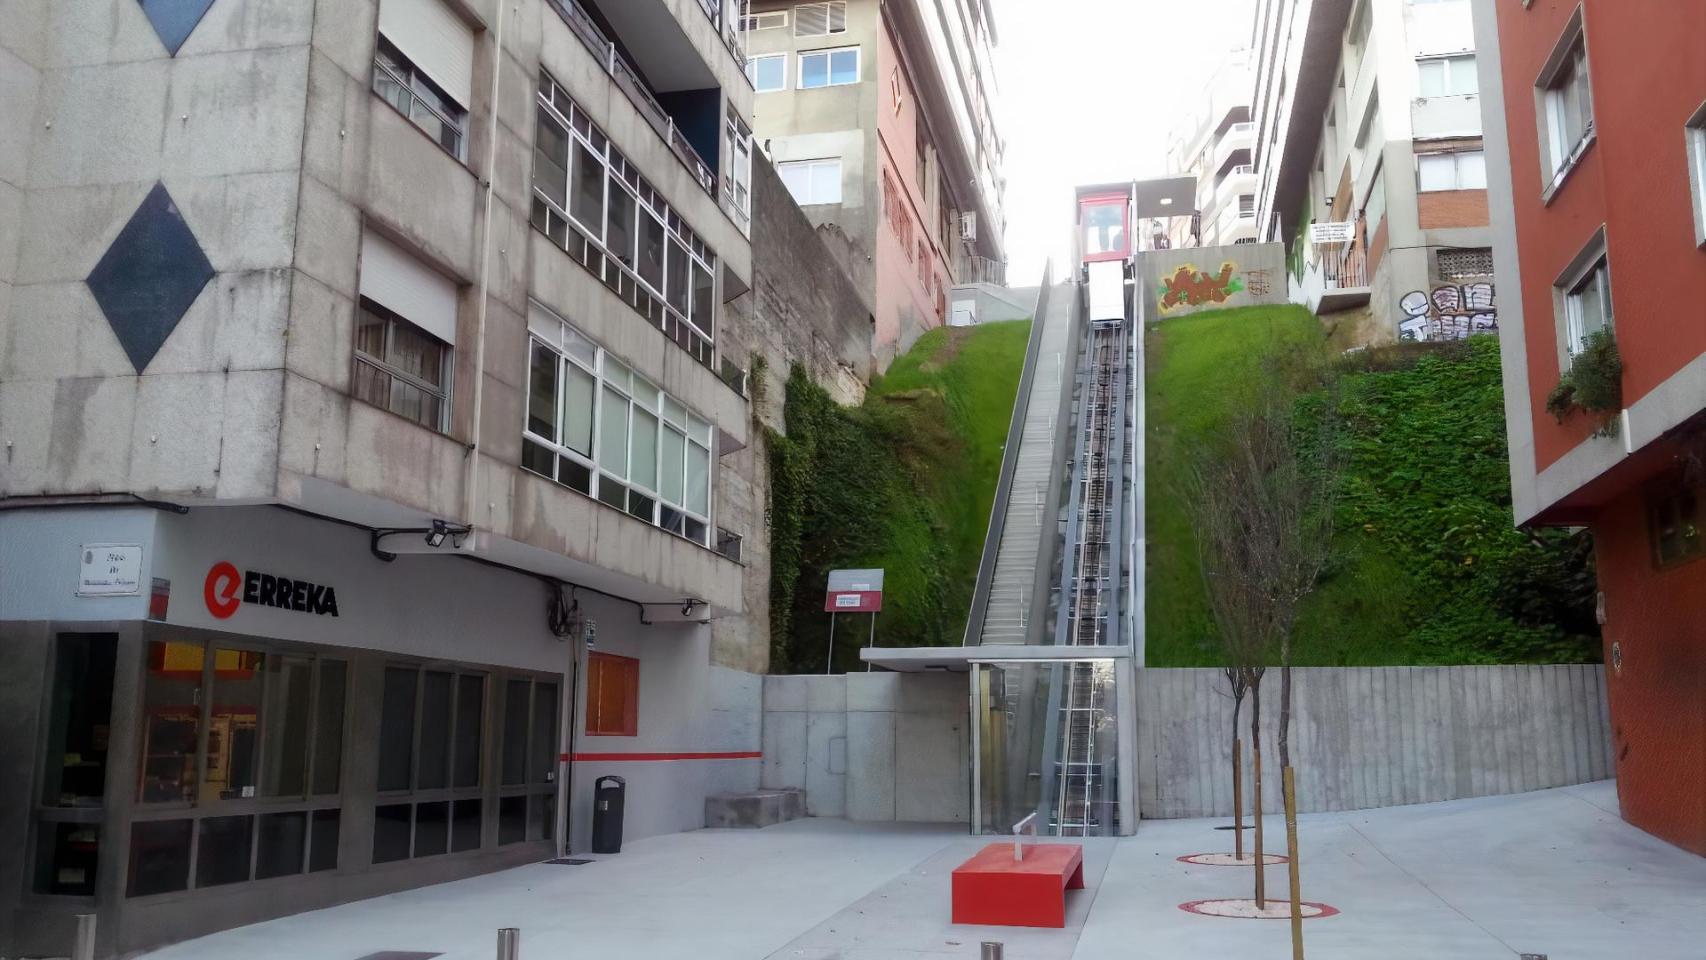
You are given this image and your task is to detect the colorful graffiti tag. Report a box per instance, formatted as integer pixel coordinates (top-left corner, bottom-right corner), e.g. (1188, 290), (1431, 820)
(1398, 282), (1496, 342)
(1159, 262), (1245, 312)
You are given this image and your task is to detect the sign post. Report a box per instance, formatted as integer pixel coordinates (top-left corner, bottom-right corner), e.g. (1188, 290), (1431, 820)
(824, 569), (884, 674)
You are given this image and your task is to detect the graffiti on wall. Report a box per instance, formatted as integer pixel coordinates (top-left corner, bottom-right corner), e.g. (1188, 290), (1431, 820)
(1398, 282), (1497, 342)
(1245, 268), (1275, 297)
(1159, 262), (1245, 312)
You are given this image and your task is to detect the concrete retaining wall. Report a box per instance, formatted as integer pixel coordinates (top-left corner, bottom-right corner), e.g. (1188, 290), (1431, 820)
(1137, 665), (1612, 818)
(761, 672), (969, 823)
(1137, 242), (1290, 319)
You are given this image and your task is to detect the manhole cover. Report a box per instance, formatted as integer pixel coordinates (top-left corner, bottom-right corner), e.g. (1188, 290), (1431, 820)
(1179, 898), (1339, 920)
(1177, 853), (1289, 866)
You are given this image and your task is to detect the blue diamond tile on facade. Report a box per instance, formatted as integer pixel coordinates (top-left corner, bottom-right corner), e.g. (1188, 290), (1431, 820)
(87, 182), (215, 374)
(138, 0), (217, 56)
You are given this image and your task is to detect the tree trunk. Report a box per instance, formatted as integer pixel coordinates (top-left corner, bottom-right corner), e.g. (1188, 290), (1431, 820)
(1232, 692), (1244, 862)
(1284, 765), (1303, 959)
(1250, 675), (1265, 909)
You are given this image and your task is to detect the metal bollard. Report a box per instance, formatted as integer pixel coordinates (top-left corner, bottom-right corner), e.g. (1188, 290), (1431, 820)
(496, 927), (520, 960)
(980, 942), (1004, 960)
(72, 914), (96, 960)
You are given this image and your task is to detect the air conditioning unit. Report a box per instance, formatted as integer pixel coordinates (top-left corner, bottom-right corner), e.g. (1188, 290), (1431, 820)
(958, 212), (977, 242)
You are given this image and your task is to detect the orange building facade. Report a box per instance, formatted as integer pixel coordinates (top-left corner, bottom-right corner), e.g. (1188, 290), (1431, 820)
(1474, 0), (1706, 855)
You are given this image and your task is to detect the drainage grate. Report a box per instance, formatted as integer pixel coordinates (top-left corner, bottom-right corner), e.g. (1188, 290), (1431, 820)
(546, 858), (593, 865)
(354, 953), (443, 960)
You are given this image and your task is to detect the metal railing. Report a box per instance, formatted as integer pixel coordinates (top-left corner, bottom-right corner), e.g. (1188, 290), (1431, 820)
(960, 254), (1007, 286)
(549, 0), (718, 198)
(1318, 241), (1370, 289)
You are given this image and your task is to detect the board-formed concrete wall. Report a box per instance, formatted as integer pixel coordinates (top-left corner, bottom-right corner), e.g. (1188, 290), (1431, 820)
(1137, 665), (1612, 819)
(1138, 242), (1290, 319)
(761, 672), (969, 823)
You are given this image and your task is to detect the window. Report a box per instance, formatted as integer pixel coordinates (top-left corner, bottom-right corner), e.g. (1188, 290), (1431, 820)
(1537, 17), (1594, 183)
(355, 230), (458, 431)
(33, 634), (116, 896)
(129, 640), (346, 896)
(892, 67), (904, 115)
(1686, 102), (1706, 247)
(794, 1), (846, 37)
(1348, 1), (1372, 54)
(1561, 254), (1612, 358)
(800, 47), (859, 88)
(1650, 481), (1705, 568)
(532, 75), (721, 367)
(778, 158), (843, 205)
(741, 10), (787, 31)
(1417, 150), (1487, 191)
(1417, 54), (1477, 97)
(586, 653), (639, 736)
(523, 304), (718, 547)
(497, 676), (559, 845)
(746, 53), (787, 93)
(373, 665), (486, 863)
(724, 115), (754, 226)
(915, 111), (930, 189)
(372, 0), (474, 163)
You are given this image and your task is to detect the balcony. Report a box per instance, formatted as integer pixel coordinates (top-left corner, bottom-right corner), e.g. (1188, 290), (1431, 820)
(1211, 121), (1255, 172)
(1301, 242), (1371, 314)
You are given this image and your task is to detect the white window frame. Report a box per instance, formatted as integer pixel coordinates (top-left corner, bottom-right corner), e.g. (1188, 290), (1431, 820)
(792, 1), (847, 38)
(1417, 150), (1486, 192)
(799, 46), (860, 89)
(524, 303), (716, 546)
(746, 53), (788, 93)
(1416, 54), (1478, 98)
(741, 10), (787, 31)
(354, 299), (454, 433)
(1553, 228), (1613, 362)
(724, 115), (754, 222)
(1686, 101), (1706, 249)
(1535, 9), (1595, 197)
(778, 158), (843, 205)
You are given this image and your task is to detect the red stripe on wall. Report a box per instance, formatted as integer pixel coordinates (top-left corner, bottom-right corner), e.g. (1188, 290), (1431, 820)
(562, 750), (762, 762)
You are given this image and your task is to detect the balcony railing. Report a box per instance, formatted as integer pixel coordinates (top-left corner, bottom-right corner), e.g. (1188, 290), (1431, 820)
(695, 0), (748, 68)
(550, 0), (717, 198)
(960, 254), (1007, 287)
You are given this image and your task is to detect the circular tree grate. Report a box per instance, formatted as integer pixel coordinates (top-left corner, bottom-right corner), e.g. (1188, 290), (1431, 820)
(1179, 899), (1340, 920)
(1177, 853), (1289, 866)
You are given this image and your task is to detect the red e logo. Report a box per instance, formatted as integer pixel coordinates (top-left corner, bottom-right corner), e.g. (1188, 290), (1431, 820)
(204, 562), (242, 619)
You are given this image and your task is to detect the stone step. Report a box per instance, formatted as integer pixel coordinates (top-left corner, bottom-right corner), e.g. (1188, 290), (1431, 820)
(704, 787), (806, 829)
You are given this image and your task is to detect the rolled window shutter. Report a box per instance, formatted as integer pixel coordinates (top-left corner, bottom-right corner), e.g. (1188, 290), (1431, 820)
(828, 1), (846, 33)
(378, 0), (475, 109)
(360, 230), (460, 346)
(794, 2), (827, 37)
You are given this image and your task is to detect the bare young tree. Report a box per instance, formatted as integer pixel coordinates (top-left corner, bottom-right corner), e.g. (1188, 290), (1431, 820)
(1190, 365), (1340, 954)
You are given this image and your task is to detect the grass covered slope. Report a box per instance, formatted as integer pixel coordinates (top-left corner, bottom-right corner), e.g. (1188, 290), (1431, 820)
(1147, 308), (1598, 667)
(769, 321), (1031, 673)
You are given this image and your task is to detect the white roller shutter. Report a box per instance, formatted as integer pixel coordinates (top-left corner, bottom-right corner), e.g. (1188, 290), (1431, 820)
(360, 230), (460, 346)
(378, 0), (476, 108)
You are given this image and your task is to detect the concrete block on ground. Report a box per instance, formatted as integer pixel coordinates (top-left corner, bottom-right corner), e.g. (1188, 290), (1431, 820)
(703, 787), (805, 829)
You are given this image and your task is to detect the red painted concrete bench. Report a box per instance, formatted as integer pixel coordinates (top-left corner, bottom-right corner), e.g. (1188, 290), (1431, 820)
(951, 842), (1085, 928)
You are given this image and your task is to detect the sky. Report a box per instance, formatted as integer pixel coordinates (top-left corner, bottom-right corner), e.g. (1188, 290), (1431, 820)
(992, 0), (1258, 283)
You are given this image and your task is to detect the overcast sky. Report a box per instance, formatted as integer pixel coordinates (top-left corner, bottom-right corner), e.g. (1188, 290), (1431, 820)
(992, 0), (1257, 283)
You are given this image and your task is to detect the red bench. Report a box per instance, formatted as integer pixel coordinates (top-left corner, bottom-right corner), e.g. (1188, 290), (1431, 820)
(951, 842), (1085, 928)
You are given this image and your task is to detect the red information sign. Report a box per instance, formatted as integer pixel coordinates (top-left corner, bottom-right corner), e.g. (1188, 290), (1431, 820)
(823, 569), (884, 613)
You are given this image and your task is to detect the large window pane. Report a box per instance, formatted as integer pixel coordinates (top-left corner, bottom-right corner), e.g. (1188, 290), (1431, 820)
(534, 107), (569, 209)
(195, 815), (253, 888)
(570, 141), (605, 234)
(502, 679), (529, 786)
(139, 641), (203, 804)
(660, 428), (686, 505)
(830, 49), (858, 84)
(454, 675), (484, 789)
(631, 408), (659, 492)
(312, 659), (346, 795)
(687, 443), (711, 516)
(418, 671), (453, 790)
(599, 387), (630, 478)
(260, 656), (311, 798)
(1418, 154), (1456, 191)
(34, 823), (99, 896)
(378, 667), (418, 793)
(607, 179), (636, 267)
(414, 801), (450, 857)
(128, 819), (192, 897)
(498, 795), (527, 845)
(801, 53), (829, 88)
(528, 341), (559, 440)
(564, 364), (596, 457)
(691, 262), (714, 335)
(531, 684), (559, 786)
(255, 811), (307, 880)
(639, 211), (666, 292)
(42, 633), (116, 807)
(373, 804), (412, 864)
(1458, 151), (1487, 189)
(666, 239), (689, 314)
(1417, 59), (1445, 97)
(309, 809), (340, 872)
(452, 799), (482, 852)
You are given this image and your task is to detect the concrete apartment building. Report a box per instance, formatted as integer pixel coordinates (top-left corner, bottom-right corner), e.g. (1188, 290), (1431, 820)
(1253, 0), (1499, 341)
(1164, 48), (1259, 250)
(740, 0), (1008, 365)
(0, 0), (870, 955)
(1470, 0), (1706, 857)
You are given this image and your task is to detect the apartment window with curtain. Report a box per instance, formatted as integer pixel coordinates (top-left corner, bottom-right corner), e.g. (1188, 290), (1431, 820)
(371, 0), (474, 160)
(1418, 150), (1487, 191)
(1560, 253), (1612, 359)
(1536, 13), (1594, 185)
(1417, 54), (1477, 97)
(523, 303), (717, 548)
(354, 230), (458, 432)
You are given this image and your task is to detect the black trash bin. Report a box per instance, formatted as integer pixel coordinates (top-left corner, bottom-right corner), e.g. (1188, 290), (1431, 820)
(591, 775), (626, 854)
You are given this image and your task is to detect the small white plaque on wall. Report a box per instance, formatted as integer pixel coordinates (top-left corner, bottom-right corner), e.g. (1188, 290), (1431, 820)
(77, 543), (144, 596)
